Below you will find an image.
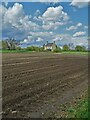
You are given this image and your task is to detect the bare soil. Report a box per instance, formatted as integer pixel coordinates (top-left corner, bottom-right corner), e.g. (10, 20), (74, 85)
(2, 53), (88, 118)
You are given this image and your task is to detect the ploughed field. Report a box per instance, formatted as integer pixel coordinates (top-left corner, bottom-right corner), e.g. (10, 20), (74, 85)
(2, 53), (88, 118)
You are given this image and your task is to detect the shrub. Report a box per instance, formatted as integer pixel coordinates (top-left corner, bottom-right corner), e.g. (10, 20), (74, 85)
(53, 47), (61, 53)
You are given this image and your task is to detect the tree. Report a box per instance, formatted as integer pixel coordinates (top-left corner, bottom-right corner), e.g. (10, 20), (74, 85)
(2, 41), (9, 50)
(63, 45), (69, 51)
(75, 45), (86, 52)
(82, 46), (86, 52)
(2, 39), (19, 50)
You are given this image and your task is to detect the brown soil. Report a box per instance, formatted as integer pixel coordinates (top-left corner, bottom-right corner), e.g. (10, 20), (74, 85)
(2, 53), (88, 118)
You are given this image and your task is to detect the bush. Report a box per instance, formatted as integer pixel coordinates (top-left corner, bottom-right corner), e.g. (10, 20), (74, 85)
(16, 46), (21, 50)
(39, 47), (44, 52)
(53, 47), (61, 53)
(26, 46), (44, 52)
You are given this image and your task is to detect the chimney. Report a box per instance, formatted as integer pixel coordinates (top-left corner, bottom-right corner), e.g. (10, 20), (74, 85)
(47, 41), (48, 44)
(54, 41), (55, 44)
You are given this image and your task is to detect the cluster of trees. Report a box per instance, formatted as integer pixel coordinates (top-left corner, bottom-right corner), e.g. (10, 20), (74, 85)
(1, 40), (21, 50)
(53, 45), (87, 52)
(1, 40), (87, 52)
(75, 45), (86, 52)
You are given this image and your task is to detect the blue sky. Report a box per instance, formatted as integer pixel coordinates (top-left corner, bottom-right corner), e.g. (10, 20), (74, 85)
(1, 1), (88, 47)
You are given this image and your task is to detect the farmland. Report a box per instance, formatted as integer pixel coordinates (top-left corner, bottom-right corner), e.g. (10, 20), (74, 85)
(2, 53), (88, 118)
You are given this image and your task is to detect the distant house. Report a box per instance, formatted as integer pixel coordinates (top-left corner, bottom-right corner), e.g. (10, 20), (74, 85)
(43, 41), (57, 51)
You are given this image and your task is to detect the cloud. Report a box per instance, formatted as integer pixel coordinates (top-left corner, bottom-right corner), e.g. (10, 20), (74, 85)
(29, 31), (54, 38)
(1, 2), (88, 48)
(42, 6), (69, 21)
(35, 10), (41, 16)
(21, 31), (54, 44)
(4, 3), (24, 23)
(21, 35), (34, 44)
(36, 37), (43, 42)
(84, 26), (88, 29)
(53, 36), (62, 41)
(4, 2), (8, 7)
(66, 23), (82, 31)
(73, 31), (86, 37)
(57, 34), (88, 47)
(1, 3), (69, 40)
(1, 3), (41, 39)
(70, 0), (88, 8)
(38, 6), (69, 30)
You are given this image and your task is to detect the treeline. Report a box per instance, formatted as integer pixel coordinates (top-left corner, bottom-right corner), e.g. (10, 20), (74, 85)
(53, 45), (87, 52)
(1, 40), (88, 52)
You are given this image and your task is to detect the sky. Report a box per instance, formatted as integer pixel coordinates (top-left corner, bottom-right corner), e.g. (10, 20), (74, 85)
(0, 0), (89, 47)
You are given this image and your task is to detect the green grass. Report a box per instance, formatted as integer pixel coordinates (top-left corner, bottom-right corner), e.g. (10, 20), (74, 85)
(1, 50), (90, 55)
(0, 50), (33, 53)
(66, 96), (88, 118)
(54, 93), (88, 118)
(61, 51), (89, 55)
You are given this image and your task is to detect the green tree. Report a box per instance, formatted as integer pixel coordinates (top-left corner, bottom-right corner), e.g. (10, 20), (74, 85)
(63, 45), (69, 51)
(82, 46), (86, 52)
(2, 41), (9, 50)
(75, 45), (86, 52)
(26, 46), (34, 51)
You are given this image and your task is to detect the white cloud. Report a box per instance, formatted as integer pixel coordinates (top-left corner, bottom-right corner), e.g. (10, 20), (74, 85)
(36, 37), (43, 42)
(73, 31), (86, 37)
(66, 22), (82, 31)
(84, 26), (88, 29)
(38, 6), (69, 30)
(29, 31), (53, 37)
(1, 2), (88, 47)
(20, 31), (88, 47)
(21, 35), (34, 44)
(42, 21), (65, 30)
(4, 3), (24, 25)
(1, 3), (41, 40)
(53, 36), (62, 41)
(23, 39), (28, 43)
(72, 36), (88, 46)
(77, 23), (82, 27)
(35, 10), (40, 16)
(1, 3), (70, 42)
(70, 0), (88, 8)
(57, 34), (88, 47)
(42, 6), (69, 21)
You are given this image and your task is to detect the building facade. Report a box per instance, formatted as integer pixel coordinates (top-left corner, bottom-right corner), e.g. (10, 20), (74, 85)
(43, 41), (57, 51)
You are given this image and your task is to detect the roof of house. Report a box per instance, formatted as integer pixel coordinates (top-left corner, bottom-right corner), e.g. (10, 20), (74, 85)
(46, 43), (53, 46)
(45, 43), (57, 47)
